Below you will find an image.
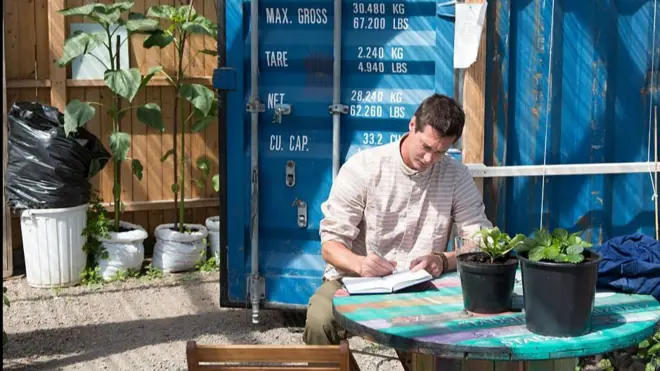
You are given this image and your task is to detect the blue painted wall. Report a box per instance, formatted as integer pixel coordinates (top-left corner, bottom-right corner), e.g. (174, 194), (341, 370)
(218, 0), (660, 309)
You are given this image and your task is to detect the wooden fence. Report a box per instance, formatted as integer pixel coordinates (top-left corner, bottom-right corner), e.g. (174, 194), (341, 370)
(3, 0), (222, 276)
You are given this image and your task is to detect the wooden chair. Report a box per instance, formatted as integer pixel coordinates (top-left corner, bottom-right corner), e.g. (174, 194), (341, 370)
(186, 340), (353, 371)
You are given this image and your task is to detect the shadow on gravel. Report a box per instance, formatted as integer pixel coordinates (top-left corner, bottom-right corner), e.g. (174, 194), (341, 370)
(2, 309), (286, 371)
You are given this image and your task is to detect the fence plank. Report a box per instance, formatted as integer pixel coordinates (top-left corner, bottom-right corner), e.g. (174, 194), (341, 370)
(35, 0), (50, 80)
(48, 0), (66, 111)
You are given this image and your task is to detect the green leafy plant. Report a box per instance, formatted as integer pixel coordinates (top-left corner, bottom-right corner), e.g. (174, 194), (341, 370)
(142, 3), (218, 233)
(142, 264), (164, 281)
(637, 329), (660, 371)
(472, 227), (526, 263)
(3, 286), (9, 347)
(56, 1), (165, 232)
(516, 228), (593, 263)
(80, 189), (110, 285)
(195, 250), (219, 272)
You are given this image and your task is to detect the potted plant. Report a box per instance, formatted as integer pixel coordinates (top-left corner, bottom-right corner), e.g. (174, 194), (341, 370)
(456, 227), (525, 313)
(57, 1), (163, 279)
(515, 228), (602, 337)
(141, 3), (219, 272)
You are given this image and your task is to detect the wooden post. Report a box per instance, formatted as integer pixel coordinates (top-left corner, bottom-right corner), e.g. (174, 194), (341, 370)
(3, 13), (13, 279)
(461, 0), (487, 194)
(49, 0), (66, 111)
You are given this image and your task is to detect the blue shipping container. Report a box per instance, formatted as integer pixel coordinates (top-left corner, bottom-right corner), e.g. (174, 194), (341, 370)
(214, 0), (660, 313)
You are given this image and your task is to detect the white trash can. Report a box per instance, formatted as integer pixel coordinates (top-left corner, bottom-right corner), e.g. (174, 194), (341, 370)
(20, 203), (88, 288)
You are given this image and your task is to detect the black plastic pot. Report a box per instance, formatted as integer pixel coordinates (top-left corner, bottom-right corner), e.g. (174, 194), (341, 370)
(518, 249), (603, 337)
(456, 252), (519, 314)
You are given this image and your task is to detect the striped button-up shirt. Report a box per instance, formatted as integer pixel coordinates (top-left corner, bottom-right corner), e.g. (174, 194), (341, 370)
(320, 136), (492, 280)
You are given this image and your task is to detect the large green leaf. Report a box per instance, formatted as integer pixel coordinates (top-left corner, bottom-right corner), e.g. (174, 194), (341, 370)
(139, 66), (163, 91)
(146, 4), (177, 19)
(176, 5), (198, 20)
(109, 132), (131, 161)
(136, 103), (164, 131)
(191, 103), (218, 132)
(143, 30), (175, 49)
(191, 115), (215, 133)
(107, 2), (135, 12)
(566, 245), (584, 256)
(212, 175), (220, 192)
(63, 100), (96, 137)
(94, 7), (122, 25)
(57, 31), (105, 67)
(122, 16), (159, 32)
(529, 246), (545, 262)
(131, 159), (143, 181)
(196, 156), (211, 177)
(182, 17), (217, 37)
(180, 83), (214, 116)
(59, 3), (107, 17)
(104, 68), (142, 102)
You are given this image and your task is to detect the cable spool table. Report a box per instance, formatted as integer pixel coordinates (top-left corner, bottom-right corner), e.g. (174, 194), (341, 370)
(332, 271), (660, 371)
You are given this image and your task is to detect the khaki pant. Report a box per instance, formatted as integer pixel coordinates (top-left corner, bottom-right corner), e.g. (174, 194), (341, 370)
(303, 279), (347, 345)
(302, 279), (413, 371)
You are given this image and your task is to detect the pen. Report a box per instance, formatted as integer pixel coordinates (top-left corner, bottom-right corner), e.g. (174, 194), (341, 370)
(370, 249), (402, 272)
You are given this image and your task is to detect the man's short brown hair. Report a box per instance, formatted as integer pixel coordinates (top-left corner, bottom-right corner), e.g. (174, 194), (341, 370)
(413, 94), (465, 141)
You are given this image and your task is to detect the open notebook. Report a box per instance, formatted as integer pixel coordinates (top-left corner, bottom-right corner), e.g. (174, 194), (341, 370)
(341, 269), (433, 295)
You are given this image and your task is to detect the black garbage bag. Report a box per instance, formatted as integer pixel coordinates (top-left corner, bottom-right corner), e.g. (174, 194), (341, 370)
(5, 101), (111, 210)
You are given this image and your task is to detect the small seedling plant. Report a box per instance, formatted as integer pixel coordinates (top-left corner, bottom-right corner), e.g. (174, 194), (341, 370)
(517, 228), (593, 263)
(472, 227), (526, 263)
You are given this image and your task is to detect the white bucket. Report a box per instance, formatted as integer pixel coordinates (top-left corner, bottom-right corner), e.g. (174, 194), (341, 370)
(152, 223), (208, 273)
(20, 203), (88, 288)
(205, 216), (220, 259)
(97, 221), (148, 281)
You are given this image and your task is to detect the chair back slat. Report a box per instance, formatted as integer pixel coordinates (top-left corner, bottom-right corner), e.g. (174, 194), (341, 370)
(186, 340), (351, 371)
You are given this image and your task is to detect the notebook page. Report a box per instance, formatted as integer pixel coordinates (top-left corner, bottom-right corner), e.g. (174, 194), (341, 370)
(381, 269), (432, 291)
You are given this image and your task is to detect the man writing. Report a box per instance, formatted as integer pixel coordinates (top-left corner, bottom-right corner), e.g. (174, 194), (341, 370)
(303, 94), (492, 348)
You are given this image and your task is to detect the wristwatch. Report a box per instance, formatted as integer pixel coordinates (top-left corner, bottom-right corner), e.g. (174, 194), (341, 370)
(432, 252), (449, 275)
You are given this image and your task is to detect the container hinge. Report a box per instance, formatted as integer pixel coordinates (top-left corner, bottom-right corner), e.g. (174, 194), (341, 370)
(292, 198), (308, 228)
(328, 104), (349, 115)
(246, 100), (265, 113)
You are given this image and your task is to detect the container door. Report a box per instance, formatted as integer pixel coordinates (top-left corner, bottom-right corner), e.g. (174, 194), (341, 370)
(223, 0), (457, 308)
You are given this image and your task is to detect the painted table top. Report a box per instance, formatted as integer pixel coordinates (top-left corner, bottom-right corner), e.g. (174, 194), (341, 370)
(332, 271), (660, 361)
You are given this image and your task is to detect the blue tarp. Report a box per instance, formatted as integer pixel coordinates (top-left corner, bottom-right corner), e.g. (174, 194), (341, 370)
(593, 233), (660, 301)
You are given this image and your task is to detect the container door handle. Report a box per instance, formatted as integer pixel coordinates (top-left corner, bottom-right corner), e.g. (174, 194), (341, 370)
(292, 198), (307, 228)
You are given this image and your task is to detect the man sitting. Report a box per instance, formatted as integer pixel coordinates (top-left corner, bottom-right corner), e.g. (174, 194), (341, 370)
(303, 94), (492, 350)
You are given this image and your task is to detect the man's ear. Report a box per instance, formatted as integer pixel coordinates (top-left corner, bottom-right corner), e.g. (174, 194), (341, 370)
(409, 117), (416, 132)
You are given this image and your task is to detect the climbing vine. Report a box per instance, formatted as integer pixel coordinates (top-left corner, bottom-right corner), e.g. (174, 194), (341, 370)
(80, 189), (110, 285)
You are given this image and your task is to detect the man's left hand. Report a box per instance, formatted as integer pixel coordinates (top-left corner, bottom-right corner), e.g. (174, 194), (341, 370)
(409, 254), (444, 278)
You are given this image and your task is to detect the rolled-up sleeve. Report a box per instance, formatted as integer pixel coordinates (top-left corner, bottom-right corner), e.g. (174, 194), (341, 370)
(319, 155), (368, 250)
(452, 164), (492, 239)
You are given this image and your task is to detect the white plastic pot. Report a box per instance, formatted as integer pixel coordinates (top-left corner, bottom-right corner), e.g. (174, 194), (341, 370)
(152, 223), (208, 273)
(97, 221), (148, 281)
(20, 203), (88, 288)
(205, 216), (220, 259)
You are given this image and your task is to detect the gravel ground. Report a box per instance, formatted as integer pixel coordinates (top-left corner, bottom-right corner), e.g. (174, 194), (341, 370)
(2, 272), (404, 371)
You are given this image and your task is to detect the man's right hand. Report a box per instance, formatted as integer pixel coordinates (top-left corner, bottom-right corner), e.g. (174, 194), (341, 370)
(358, 253), (398, 277)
